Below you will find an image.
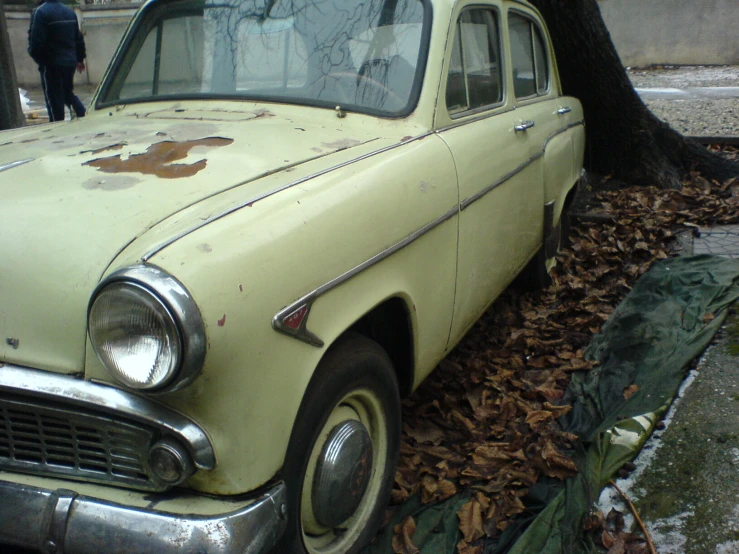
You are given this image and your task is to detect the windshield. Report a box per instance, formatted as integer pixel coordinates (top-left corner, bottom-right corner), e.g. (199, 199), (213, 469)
(98, 0), (429, 116)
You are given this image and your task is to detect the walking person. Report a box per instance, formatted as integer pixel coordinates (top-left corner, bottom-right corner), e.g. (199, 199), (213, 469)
(28, 0), (87, 122)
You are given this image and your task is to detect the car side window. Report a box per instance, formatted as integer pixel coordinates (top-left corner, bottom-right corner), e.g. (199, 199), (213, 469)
(509, 12), (549, 99)
(446, 9), (503, 115)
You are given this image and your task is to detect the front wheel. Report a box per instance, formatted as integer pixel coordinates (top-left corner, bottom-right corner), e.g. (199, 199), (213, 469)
(275, 333), (401, 554)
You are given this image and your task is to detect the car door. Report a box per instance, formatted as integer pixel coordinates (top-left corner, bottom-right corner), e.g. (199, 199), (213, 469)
(436, 3), (545, 346)
(507, 7), (580, 237)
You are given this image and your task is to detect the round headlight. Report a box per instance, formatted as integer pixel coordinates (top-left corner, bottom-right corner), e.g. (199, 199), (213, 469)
(89, 282), (182, 390)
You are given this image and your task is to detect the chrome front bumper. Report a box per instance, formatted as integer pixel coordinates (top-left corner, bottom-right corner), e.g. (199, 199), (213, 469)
(0, 478), (287, 554)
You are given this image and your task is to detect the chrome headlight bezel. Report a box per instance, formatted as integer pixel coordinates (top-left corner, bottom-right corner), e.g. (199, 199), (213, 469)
(88, 265), (206, 393)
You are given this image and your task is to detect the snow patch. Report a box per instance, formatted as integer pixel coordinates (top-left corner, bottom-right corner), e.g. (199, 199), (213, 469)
(716, 541), (739, 554)
(18, 88), (31, 112)
(650, 510), (694, 553)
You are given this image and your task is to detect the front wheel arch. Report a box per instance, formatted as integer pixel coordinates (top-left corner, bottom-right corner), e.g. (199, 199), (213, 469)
(274, 333), (401, 554)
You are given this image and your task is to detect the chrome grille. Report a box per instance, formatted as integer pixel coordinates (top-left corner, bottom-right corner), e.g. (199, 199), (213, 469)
(0, 393), (165, 491)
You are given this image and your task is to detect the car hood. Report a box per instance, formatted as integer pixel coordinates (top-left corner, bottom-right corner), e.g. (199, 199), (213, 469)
(0, 102), (405, 374)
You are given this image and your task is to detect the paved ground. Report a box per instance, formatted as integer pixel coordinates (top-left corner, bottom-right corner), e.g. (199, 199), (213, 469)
(599, 229), (739, 554)
(629, 66), (739, 137)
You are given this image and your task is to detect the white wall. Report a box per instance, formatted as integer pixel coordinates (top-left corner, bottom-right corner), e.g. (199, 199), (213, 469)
(598, 0), (739, 67)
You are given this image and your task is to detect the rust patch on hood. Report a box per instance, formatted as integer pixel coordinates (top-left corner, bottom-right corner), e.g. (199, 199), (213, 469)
(83, 137), (234, 179)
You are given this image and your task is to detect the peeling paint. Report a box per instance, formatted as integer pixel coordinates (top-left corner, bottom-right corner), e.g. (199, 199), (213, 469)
(217, 314), (227, 327)
(401, 135), (412, 142)
(87, 143), (126, 155)
(321, 138), (361, 150)
(83, 137), (234, 179)
(159, 123), (222, 141)
(251, 108), (275, 119)
(82, 175), (141, 191)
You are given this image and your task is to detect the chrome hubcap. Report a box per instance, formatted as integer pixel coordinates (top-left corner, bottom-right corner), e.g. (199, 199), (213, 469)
(312, 420), (373, 528)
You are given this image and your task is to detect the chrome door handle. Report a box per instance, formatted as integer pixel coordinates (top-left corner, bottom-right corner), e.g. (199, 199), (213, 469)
(557, 106), (572, 115)
(514, 120), (535, 132)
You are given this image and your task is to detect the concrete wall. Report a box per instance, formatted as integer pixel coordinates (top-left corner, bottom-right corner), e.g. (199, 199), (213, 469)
(5, 0), (739, 88)
(598, 0), (739, 67)
(4, 4), (138, 87)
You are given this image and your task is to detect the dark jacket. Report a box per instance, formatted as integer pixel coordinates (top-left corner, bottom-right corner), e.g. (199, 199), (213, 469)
(28, 0), (86, 67)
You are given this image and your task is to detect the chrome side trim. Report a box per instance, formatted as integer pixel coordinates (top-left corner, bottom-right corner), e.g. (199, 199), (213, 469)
(273, 205), (459, 346)
(459, 120), (584, 211)
(0, 364), (215, 470)
(90, 264), (207, 394)
(141, 132), (435, 262)
(0, 158), (33, 173)
(0, 478), (286, 554)
(543, 120), (584, 149)
(459, 154), (542, 211)
(273, 119), (585, 346)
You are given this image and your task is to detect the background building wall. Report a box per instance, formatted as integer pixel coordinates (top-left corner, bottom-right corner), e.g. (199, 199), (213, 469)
(598, 0), (739, 67)
(5, 4), (136, 87)
(5, 0), (739, 88)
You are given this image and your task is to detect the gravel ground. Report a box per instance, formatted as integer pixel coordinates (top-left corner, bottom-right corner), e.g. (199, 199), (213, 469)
(628, 65), (739, 137)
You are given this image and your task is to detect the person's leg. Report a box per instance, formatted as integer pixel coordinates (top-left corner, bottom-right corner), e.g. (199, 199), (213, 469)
(61, 66), (85, 118)
(37, 66), (52, 119)
(41, 65), (66, 122)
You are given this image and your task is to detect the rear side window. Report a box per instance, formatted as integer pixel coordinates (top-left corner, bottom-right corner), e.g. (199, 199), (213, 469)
(446, 9), (503, 115)
(509, 12), (549, 99)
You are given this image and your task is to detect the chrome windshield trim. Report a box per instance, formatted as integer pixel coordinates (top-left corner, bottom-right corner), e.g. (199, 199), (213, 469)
(273, 205), (459, 346)
(0, 364), (215, 470)
(0, 158), (34, 173)
(141, 132), (435, 262)
(91, 264), (207, 394)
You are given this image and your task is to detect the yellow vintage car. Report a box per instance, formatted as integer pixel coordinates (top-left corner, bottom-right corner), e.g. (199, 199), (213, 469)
(0, 0), (584, 551)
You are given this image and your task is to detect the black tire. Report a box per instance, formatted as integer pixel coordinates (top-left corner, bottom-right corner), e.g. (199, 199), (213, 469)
(517, 208), (569, 290)
(274, 333), (401, 554)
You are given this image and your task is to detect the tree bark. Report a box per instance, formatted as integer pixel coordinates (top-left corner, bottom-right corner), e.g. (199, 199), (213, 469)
(0, 1), (26, 131)
(529, 0), (739, 189)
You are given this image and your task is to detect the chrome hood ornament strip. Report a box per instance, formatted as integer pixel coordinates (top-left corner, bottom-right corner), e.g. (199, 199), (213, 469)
(0, 159), (34, 173)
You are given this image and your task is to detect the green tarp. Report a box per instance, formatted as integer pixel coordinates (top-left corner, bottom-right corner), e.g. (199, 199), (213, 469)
(365, 255), (739, 554)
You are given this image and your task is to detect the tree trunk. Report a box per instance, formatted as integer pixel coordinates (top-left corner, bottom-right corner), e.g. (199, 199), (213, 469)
(529, 0), (739, 189)
(0, 1), (26, 131)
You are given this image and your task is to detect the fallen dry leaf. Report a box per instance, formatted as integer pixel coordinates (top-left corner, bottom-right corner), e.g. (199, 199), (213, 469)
(392, 516), (420, 554)
(385, 168), (739, 552)
(623, 384), (639, 401)
(457, 499), (485, 543)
